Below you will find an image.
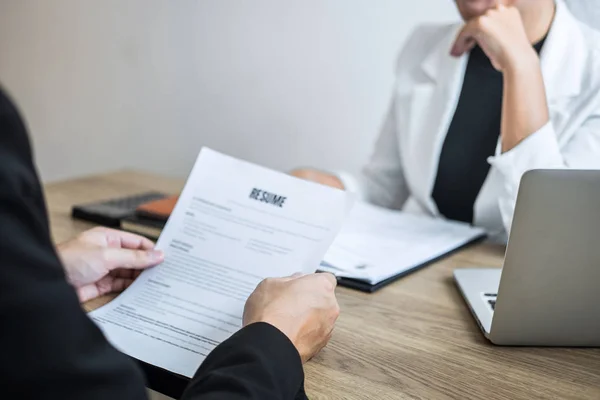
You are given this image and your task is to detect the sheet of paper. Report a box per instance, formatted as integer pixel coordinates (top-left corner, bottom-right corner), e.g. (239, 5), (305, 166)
(89, 148), (353, 377)
(321, 202), (486, 284)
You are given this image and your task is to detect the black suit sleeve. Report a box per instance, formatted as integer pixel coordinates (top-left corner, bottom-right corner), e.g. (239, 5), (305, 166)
(0, 90), (149, 399)
(0, 88), (307, 400)
(182, 322), (307, 400)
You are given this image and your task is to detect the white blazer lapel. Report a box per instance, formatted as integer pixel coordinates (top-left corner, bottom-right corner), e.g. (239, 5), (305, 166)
(539, 0), (585, 134)
(404, 24), (468, 215)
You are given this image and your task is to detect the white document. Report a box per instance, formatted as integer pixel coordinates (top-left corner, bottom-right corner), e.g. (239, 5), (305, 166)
(321, 202), (486, 285)
(89, 148), (353, 377)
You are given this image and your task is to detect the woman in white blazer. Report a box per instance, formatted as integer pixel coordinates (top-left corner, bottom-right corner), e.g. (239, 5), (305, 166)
(293, 0), (600, 240)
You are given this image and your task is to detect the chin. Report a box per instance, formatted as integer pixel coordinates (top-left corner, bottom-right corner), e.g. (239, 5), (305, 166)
(458, 0), (498, 20)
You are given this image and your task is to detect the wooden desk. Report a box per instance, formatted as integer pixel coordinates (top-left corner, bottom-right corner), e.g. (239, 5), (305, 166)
(45, 171), (600, 400)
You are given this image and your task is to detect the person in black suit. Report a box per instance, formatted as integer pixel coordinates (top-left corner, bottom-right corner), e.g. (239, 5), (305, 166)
(0, 87), (340, 400)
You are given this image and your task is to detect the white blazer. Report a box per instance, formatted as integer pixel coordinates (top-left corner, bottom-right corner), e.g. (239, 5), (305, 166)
(340, 0), (600, 241)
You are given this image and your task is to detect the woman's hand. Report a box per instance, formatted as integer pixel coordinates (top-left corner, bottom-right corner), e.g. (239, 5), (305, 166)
(57, 227), (164, 303)
(451, 3), (538, 73)
(451, 2), (551, 153)
(290, 168), (345, 189)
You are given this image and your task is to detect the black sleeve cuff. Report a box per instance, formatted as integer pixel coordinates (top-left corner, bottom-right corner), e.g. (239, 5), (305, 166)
(234, 322), (304, 376)
(182, 322), (305, 399)
(229, 322), (304, 385)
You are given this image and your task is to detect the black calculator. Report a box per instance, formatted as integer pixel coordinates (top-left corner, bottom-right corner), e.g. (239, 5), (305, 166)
(71, 192), (168, 227)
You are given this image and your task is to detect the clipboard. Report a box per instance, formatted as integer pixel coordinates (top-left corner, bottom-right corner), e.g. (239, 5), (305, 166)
(326, 233), (486, 293)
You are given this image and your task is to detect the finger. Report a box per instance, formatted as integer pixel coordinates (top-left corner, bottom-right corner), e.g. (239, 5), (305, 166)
(451, 21), (480, 57)
(278, 272), (304, 282)
(125, 269), (143, 280)
(102, 248), (164, 271)
(110, 277), (136, 293)
(76, 285), (100, 303)
(104, 228), (156, 250)
(96, 275), (137, 294)
(111, 268), (141, 280)
(118, 231), (156, 250)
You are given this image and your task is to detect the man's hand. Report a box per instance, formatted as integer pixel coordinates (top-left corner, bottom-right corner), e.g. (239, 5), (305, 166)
(57, 227), (164, 303)
(243, 273), (340, 363)
(451, 4), (538, 73)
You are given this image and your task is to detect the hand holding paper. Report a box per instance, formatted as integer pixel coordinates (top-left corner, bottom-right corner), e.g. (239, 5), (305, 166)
(243, 273), (340, 363)
(90, 148), (353, 377)
(58, 227), (165, 303)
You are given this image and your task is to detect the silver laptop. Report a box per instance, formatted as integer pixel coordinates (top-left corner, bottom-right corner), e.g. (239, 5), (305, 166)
(454, 170), (600, 346)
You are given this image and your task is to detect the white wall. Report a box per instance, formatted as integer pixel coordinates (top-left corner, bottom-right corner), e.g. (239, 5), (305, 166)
(563, 0), (600, 30)
(0, 0), (459, 183)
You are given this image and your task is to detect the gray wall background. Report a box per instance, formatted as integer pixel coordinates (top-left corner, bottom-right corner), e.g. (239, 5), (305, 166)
(0, 1), (596, 184)
(0, 0), (458, 183)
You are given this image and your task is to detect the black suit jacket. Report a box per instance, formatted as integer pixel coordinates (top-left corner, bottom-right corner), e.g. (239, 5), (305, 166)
(0, 88), (307, 400)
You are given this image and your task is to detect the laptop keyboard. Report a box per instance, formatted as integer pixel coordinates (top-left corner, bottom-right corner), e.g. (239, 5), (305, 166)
(483, 293), (498, 311)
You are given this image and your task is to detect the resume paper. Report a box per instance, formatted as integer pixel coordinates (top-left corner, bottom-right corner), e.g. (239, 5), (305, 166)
(89, 148), (353, 377)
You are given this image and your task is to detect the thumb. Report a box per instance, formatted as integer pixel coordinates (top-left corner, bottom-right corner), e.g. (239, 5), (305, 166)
(280, 272), (304, 282)
(102, 248), (164, 270)
(451, 21), (479, 57)
(279, 272), (304, 282)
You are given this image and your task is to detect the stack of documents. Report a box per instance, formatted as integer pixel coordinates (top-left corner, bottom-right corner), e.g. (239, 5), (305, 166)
(320, 202), (486, 291)
(90, 148), (354, 378)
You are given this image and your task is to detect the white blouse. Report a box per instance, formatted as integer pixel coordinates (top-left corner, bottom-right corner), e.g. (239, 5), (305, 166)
(339, 0), (600, 241)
